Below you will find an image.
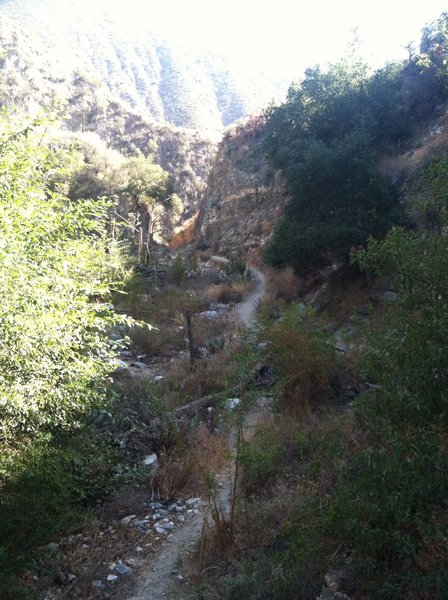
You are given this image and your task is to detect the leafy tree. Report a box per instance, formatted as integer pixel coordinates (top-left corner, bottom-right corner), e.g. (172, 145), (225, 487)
(264, 131), (401, 276)
(402, 12), (448, 119)
(66, 136), (126, 201)
(0, 118), (127, 442)
(411, 152), (448, 230)
(66, 143), (180, 260)
(339, 226), (448, 597)
(265, 58), (409, 156)
(120, 154), (179, 260)
(65, 70), (107, 133)
(420, 11), (448, 82)
(262, 55), (413, 276)
(0, 115), (131, 590)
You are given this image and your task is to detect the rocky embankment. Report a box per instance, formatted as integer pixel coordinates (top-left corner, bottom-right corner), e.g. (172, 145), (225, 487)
(196, 116), (289, 259)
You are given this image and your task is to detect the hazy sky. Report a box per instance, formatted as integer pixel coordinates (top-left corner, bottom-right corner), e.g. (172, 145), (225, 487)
(93, 0), (448, 76)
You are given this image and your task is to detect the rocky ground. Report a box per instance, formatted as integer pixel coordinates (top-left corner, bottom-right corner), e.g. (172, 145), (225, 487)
(34, 261), (268, 600)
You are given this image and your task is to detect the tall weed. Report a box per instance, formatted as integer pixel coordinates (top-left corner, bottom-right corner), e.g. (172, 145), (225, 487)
(262, 304), (337, 414)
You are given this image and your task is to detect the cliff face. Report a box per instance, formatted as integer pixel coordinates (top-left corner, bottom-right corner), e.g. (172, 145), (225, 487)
(0, 10), (290, 247)
(196, 117), (289, 260)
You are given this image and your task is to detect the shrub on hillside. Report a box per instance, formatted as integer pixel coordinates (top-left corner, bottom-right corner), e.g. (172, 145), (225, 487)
(263, 131), (402, 276)
(338, 227), (448, 597)
(262, 304), (338, 413)
(0, 116), (131, 596)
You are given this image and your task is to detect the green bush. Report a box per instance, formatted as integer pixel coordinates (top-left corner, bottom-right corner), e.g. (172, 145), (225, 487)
(168, 254), (188, 285)
(239, 426), (284, 491)
(263, 131), (402, 276)
(221, 257), (254, 282)
(337, 228), (448, 597)
(262, 304), (337, 412)
(0, 115), (131, 595)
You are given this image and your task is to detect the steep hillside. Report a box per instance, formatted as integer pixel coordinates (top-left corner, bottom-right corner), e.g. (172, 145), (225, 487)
(196, 116), (289, 259)
(0, 0), (288, 138)
(94, 107), (217, 218)
(0, 15), (216, 220)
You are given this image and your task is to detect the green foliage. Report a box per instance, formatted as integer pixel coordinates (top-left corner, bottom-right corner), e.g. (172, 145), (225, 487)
(192, 217), (448, 598)
(264, 131), (401, 275)
(221, 257), (254, 282)
(261, 304), (337, 412)
(121, 154), (174, 207)
(420, 12), (448, 71)
(412, 153), (448, 228)
(341, 227), (448, 597)
(263, 55), (408, 276)
(0, 120), (127, 443)
(66, 142), (178, 256)
(0, 114), (132, 593)
(67, 136), (126, 201)
(239, 426), (284, 491)
(66, 70), (107, 133)
(120, 153), (178, 252)
(402, 12), (448, 119)
(0, 431), (122, 581)
(262, 15), (448, 276)
(168, 254), (188, 286)
(196, 417), (351, 600)
(265, 59), (410, 157)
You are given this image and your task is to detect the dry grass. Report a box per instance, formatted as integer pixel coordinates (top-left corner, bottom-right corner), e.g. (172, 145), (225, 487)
(160, 346), (238, 404)
(192, 311), (237, 346)
(149, 453), (199, 501)
(379, 115), (448, 183)
(264, 266), (301, 303)
(190, 410), (360, 596)
(203, 280), (254, 305)
(129, 322), (185, 355)
(245, 248), (264, 268)
(149, 426), (228, 501)
(231, 279), (255, 298)
(265, 313), (338, 416)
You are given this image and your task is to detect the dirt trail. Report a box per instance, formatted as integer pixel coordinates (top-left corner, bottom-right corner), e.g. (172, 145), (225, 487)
(128, 265), (268, 600)
(128, 511), (204, 600)
(235, 267), (266, 325)
(128, 400), (273, 600)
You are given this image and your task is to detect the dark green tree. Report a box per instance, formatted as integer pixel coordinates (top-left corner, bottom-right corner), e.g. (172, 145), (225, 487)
(264, 131), (401, 276)
(402, 12), (448, 119)
(338, 223), (448, 597)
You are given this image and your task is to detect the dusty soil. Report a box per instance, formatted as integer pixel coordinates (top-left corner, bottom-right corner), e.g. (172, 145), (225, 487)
(127, 396), (273, 600)
(127, 266), (269, 600)
(235, 268), (265, 325)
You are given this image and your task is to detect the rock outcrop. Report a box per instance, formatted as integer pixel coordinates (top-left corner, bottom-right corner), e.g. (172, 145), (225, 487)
(196, 116), (289, 259)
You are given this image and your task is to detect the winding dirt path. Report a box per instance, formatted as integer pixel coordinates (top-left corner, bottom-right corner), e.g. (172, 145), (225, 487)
(128, 511), (204, 600)
(127, 264), (267, 600)
(235, 267), (266, 325)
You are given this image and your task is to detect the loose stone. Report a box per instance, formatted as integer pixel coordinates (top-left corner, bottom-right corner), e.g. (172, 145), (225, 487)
(121, 514), (137, 525)
(114, 563), (133, 577)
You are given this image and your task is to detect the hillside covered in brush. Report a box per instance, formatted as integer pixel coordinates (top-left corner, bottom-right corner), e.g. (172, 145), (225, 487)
(0, 0), (288, 138)
(1, 6), (448, 600)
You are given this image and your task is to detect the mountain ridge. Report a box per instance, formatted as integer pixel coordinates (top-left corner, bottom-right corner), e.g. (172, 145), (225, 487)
(0, 0), (289, 137)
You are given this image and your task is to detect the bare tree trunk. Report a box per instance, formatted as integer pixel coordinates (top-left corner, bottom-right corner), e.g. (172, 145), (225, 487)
(137, 226), (143, 264)
(146, 214), (153, 264)
(185, 310), (195, 371)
